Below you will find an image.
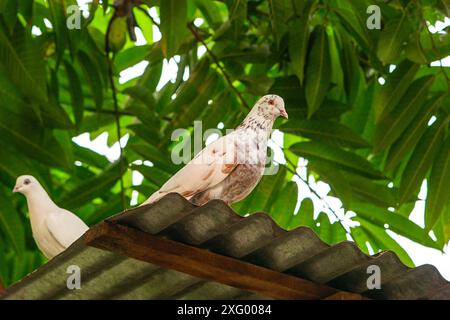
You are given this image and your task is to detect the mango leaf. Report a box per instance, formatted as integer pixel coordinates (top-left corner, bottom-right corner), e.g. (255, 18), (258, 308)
(374, 60), (420, 121)
(161, 60), (209, 116)
(309, 160), (353, 208)
(0, 23), (47, 102)
(290, 141), (384, 179)
(355, 217), (414, 267)
(385, 93), (446, 171)
(399, 116), (448, 204)
(314, 212), (347, 244)
(269, 0), (292, 48)
(270, 181), (298, 228)
(128, 142), (178, 174)
(425, 134), (450, 230)
(374, 75), (435, 153)
(0, 191), (25, 254)
(77, 50), (104, 109)
(48, 0), (70, 61)
(63, 60), (84, 126)
(287, 197), (314, 230)
(376, 14), (409, 64)
(350, 201), (440, 249)
(345, 172), (398, 208)
(194, 0), (223, 27)
(333, 6), (371, 51)
(287, 14), (310, 81)
(280, 119), (370, 148)
(160, 0), (187, 57)
(58, 161), (126, 210)
(305, 26), (331, 118)
(0, 110), (70, 169)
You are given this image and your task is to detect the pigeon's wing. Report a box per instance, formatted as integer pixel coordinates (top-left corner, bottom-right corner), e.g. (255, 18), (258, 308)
(45, 211), (89, 249)
(144, 133), (238, 204)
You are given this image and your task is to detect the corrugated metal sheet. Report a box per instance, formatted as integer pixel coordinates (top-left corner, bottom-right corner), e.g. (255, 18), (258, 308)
(2, 193), (449, 300)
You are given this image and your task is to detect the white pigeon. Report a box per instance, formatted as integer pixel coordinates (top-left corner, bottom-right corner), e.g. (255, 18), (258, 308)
(13, 175), (89, 259)
(143, 94), (288, 206)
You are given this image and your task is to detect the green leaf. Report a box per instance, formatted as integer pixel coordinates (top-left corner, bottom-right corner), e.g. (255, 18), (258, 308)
(385, 94), (446, 171)
(270, 181), (298, 228)
(48, 0), (70, 61)
(314, 212), (347, 244)
(350, 201), (440, 249)
(355, 217), (414, 267)
(374, 60), (420, 121)
(161, 60), (210, 116)
(289, 2), (316, 84)
(114, 45), (152, 72)
(287, 197), (314, 230)
(345, 172), (398, 208)
(269, 0), (292, 48)
(333, 6), (371, 51)
(63, 60), (84, 126)
(374, 75), (435, 153)
(0, 23), (47, 102)
(290, 141), (384, 179)
(280, 119), (370, 148)
(77, 50), (104, 109)
(131, 164), (171, 189)
(128, 142), (178, 174)
(376, 14), (409, 64)
(305, 26), (331, 118)
(58, 161), (126, 210)
(160, 0), (187, 57)
(425, 134), (450, 230)
(309, 160), (353, 208)
(0, 111), (70, 169)
(399, 116), (448, 204)
(194, 0), (223, 27)
(0, 191), (25, 254)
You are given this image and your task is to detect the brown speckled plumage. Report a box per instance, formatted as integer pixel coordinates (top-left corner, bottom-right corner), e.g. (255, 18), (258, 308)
(142, 94), (287, 206)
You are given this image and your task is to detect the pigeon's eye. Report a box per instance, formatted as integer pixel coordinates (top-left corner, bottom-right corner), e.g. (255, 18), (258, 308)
(24, 179), (31, 185)
(268, 99), (275, 105)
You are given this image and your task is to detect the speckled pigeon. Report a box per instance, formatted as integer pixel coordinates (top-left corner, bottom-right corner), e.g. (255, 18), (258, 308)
(143, 94), (287, 206)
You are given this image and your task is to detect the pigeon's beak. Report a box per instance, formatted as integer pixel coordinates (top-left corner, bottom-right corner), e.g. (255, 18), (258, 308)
(280, 109), (288, 119)
(12, 185), (19, 193)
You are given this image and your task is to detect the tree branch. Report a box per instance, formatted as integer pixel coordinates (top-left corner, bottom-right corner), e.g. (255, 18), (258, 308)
(187, 22), (250, 110)
(414, 0), (450, 90)
(106, 16), (127, 211)
(84, 107), (133, 116)
(283, 155), (347, 230)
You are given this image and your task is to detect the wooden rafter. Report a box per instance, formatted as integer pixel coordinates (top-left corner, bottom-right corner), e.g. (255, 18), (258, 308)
(85, 221), (365, 300)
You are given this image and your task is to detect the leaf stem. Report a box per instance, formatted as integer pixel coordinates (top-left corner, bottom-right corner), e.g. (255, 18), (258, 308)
(283, 154), (347, 228)
(187, 22), (250, 110)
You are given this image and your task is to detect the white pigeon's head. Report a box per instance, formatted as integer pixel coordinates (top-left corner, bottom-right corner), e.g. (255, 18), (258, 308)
(255, 94), (288, 120)
(13, 175), (39, 195)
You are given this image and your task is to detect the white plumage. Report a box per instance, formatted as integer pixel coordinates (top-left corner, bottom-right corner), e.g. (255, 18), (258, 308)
(13, 175), (88, 259)
(143, 94), (288, 206)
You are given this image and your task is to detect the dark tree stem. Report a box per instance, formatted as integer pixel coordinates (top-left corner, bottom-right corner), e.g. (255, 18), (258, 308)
(105, 16), (127, 211)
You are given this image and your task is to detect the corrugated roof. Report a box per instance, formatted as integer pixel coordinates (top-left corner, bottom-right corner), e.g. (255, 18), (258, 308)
(2, 193), (449, 300)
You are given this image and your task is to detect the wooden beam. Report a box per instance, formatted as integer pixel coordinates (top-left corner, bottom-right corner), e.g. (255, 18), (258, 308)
(323, 291), (369, 300)
(0, 280), (5, 295)
(84, 221), (363, 300)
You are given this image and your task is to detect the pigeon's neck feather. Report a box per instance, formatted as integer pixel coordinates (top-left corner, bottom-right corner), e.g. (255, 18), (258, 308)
(26, 187), (59, 222)
(238, 108), (276, 133)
